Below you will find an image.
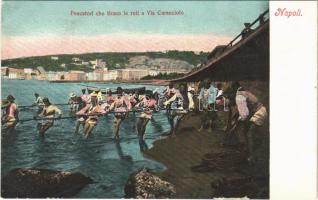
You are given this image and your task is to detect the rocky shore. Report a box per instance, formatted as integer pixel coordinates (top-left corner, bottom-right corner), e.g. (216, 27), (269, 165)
(1, 168), (93, 198)
(140, 110), (269, 199)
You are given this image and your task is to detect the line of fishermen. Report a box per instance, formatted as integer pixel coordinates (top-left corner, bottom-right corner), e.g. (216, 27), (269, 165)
(1, 80), (267, 162)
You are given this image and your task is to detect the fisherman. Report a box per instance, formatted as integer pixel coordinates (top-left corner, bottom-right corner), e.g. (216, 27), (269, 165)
(75, 91), (92, 134)
(163, 83), (177, 100)
(197, 79), (218, 133)
(33, 93), (44, 114)
(162, 83), (177, 132)
(68, 92), (78, 113)
(107, 87), (132, 140)
(130, 91), (141, 107)
(105, 90), (115, 105)
(230, 82), (268, 164)
(82, 93), (106, 139)
(135, 92), (158, 150)
(96, 89), (103, 103)
(1, 95), (19, 133)
(164, 83), (194, 135)
(36, 97), (62, 137)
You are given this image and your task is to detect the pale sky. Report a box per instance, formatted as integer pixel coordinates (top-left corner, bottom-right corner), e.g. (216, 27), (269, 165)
(1, 1), (268, 59)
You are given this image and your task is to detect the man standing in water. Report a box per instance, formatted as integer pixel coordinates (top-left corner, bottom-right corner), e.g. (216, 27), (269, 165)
(135, 92), (158, 150)
(82, 93), (106, 139)
(68, 92), (78, 113)
(75, 92), (91, 134)
(163, 83), (177, 133)
(107, 87), (132, 140)
(33, 93), (44, 114)
(36, 97), (62, 137)
(1, 95), (19, 133)
(164, 83), (194, 135)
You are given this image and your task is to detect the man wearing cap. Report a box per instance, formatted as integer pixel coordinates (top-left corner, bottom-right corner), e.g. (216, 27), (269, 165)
(1, 95), (19, 133)
(33, 93), (44, 114)
(230, 82), (268, 164)
(68, 92), (78, 113)
(36, 97), (62, 136)
(107, 87), (132, 140)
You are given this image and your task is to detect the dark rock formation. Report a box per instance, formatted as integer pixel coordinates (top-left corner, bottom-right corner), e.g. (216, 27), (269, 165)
(125, 169), (176, 198)
(1, 168), (93, 198)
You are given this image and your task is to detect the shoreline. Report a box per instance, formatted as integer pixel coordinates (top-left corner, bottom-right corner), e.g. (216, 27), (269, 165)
(143, 111), (269, 198)
(49, 79), (169, 86)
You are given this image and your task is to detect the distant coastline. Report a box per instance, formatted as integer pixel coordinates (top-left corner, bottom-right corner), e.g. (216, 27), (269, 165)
(49, 79), (168, 85)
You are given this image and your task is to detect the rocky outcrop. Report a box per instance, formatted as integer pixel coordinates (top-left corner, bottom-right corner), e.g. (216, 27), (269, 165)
(127, 56), (194, 71)
(125, 169), (176, 198)
(1, 168), (93, 198)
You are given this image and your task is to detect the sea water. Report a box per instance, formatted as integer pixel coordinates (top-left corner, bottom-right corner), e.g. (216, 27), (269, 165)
(1, 79), (168, 198)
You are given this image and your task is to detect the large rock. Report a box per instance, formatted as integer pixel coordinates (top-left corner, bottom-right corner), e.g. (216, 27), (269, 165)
(125, 169), (176, 198)
(1, 168), (93, 198)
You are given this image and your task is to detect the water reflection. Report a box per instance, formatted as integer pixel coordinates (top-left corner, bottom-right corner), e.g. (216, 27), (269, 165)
(114, 140), (133, 162)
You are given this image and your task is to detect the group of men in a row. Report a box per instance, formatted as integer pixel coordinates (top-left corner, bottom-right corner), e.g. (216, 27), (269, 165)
(2, 80), (267, 162)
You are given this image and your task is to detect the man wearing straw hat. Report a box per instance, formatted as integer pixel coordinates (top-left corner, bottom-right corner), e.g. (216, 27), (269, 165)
(68, 92), (78, 113)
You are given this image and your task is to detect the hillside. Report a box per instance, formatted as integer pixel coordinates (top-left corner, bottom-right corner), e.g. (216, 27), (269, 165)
(1, 51), (209, 72)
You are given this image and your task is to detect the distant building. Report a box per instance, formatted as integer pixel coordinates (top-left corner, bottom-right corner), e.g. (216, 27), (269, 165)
(64, 70), (86, 81)
(103, 70), (118, 81)
(90, 59), (106, 69)
(37, 67), (46, 74)
(60, 63), (66, 68)
(7, 68), (25, 79)
(117, 68), (149, 80)
(1, 67), (9, 77)
(87, 71), (100, 81)
(24, 68), (33, 74)
(36, 67), (47, 80)
(51, 56), (59, 60)
(46, 71), (58, 81)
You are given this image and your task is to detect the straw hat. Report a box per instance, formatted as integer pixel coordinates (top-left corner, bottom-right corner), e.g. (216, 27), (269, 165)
(69, 92), (76, 98)
(1, 99), (10, 108)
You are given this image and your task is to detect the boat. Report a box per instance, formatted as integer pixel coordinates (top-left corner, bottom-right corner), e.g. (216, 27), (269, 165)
(86, 86), (148, 95)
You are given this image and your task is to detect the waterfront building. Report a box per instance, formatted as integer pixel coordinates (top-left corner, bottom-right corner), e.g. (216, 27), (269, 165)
(117, 68), (150, 80)
(1, 67), (9, 77)
(64, 70), (86, 81)
(46, 71), (58, 81)
(103, 70), (118, 81)
(7, 68), (25, 79)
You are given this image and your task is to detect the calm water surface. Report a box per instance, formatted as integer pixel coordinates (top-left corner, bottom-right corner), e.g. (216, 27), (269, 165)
(1, 79), (168, 198)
